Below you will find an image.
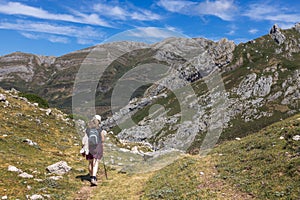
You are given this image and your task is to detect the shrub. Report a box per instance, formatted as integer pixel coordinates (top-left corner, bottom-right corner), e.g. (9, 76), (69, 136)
(19, 92), (49, 108)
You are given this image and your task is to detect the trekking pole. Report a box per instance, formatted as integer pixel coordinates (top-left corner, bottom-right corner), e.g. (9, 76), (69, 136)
(102, 156), (108, 180)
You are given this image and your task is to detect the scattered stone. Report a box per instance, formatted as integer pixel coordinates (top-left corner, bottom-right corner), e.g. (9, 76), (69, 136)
(33, 103), (39, 107)
(0, 94), (6, 102)
(235, 137), (241, 141)
(34, 179), (43, 182)
(27, 185), (32, 190)
(18, 172), (33, 178)
(46, 161), (71, 175)
(26, 194), (44, 200)
(199, 171), (205, 176)
(119, 148), (130, 153)
(1, 196), (8, 200)
(8, 165), (23, 173)
(4, 100), (9, 107)
(2, 134), (8, 137)
(45, 109), (52, 116)
(23, 139), (38, 146)
(48, 176), (63, 181)
(292, 135), (300, 141)
(279, 136), (284, 140)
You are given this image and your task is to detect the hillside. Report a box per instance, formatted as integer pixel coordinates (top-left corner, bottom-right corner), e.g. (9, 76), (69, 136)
(0, 90), (299, 199)
(85, 114), (300, 199)
(105, 24), (300, 153)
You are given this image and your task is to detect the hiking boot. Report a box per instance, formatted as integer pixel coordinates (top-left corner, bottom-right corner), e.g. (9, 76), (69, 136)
(91, 177), (98, 186)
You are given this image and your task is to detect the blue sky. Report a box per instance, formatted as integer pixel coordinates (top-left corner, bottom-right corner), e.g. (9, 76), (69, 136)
(0, 0), (299, 56)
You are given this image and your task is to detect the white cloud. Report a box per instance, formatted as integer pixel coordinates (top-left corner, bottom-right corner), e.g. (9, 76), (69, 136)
(77, 38), (94, 45)
(93, 3), (161, 21)
(226, 24), (237, 35)
(158, 0), (238, 21)
(104, 27), (186, 44)
(21, 32), (69, 43)
(0, 1), (111, 27)
(20, 32), (39, 40)
(0, 20), (103, 39)
(48, 36), (69, 44)
(0, 20), (104, 45)
(244, 3), (300, 23)
(249, 29), (259, 34)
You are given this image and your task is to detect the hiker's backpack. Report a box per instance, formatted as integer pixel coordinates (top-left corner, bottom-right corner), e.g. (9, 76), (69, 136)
(87, 128), (101, 152)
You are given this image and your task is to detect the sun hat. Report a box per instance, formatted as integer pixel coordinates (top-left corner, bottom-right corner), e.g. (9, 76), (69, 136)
(94, 115), (101, 122)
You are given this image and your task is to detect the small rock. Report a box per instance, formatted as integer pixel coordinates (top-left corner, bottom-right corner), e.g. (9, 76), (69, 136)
(119, 148), (130, 153)
(18, 172), (33, 178)
(26, 194), (44, 200)
(46, 109), (52, 116)
(235, 137), (241, 141)
(46, 161), (71, 175)
(48, 176), (63, 180)
(4, 101), (9, 107)
(34, 179), (43, 182)
(292, 135), (300, 141)
(1, 196), (8, 200)
(199, 171), (205, 175)
(0, 94), (6, 102)
(279, 136), (284, 140)
(2, 134), (8, 137)
(23, 139), (38, 146)
(8, 165), (23, 173)
(27, 185), (32, 190)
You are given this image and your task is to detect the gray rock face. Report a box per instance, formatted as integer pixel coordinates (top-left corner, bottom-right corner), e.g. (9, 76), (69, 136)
(46, 161), (71, 175)
(269, 24), (286, 45)
(237, 73), (257, 99)
(253, 76), (273, 97)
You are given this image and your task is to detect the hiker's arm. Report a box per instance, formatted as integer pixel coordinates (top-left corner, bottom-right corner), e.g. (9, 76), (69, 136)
(101, 130), (106, 142)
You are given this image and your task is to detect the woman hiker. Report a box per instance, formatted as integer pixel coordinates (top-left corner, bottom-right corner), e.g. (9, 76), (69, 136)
(80, 115), (106, 186)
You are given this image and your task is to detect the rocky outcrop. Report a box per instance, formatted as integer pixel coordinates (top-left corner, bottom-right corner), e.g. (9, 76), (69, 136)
(295, 23), (300, 33)
(269, 24), (286, 45)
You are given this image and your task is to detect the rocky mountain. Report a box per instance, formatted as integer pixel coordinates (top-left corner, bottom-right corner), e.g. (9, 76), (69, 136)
(0, 24), (300, 154)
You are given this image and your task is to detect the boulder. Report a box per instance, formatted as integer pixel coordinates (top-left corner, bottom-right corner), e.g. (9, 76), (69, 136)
(46, 161), (71, 175)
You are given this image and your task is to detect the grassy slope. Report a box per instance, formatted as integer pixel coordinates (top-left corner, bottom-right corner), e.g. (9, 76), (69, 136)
(91, 114), (300, 199)
(0, 89), (87, 199)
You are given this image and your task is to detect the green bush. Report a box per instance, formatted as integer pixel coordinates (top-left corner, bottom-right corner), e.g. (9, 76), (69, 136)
(19, 92), (49, 108)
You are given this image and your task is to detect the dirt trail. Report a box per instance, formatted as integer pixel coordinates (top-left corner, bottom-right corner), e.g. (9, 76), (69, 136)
(73, 155), (254, 200)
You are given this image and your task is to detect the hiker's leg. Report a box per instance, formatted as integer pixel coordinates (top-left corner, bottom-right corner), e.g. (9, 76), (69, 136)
(92, 158), (99, 177)
(88, 159), (93, 176)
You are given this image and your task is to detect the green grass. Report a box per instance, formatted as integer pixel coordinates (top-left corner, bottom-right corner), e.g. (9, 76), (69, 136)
(213, 114), (300, 199)
(0, 88), (86, 199)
